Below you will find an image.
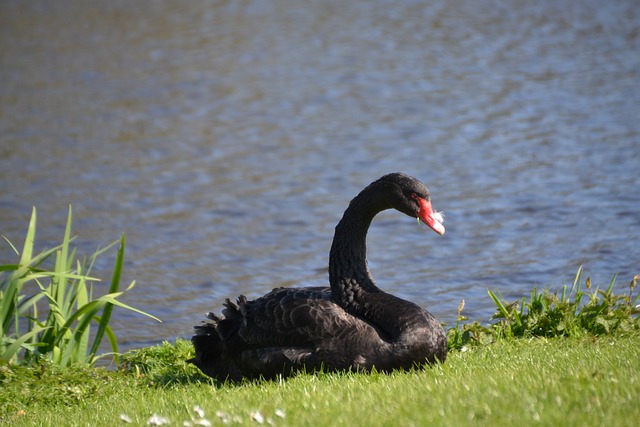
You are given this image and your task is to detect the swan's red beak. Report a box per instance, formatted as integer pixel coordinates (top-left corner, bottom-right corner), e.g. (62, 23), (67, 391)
(417, 198), (445, 235)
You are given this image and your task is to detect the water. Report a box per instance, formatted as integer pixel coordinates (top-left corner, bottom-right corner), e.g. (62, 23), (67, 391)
(1, 0), (638, 351)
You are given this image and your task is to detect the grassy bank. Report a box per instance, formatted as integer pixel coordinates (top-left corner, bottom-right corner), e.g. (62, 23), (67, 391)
(2, 333), (639, 426)
(2, 210), (639, 426)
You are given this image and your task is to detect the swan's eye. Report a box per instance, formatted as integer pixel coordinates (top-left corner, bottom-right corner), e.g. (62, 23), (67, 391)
(411, 192), (418, 200)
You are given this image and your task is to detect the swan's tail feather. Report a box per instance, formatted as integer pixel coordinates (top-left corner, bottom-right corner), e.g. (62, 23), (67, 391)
(189, 306), (244, 382)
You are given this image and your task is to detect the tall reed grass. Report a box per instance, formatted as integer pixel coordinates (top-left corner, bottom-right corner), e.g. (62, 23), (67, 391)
(0, 207), (160, 367)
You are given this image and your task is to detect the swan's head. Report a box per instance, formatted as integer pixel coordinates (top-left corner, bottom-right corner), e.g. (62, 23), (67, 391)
(379, 173), (446, 236)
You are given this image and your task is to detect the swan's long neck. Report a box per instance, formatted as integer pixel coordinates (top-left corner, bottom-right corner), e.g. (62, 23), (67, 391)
(328, 186), (389, 309)
(328, 176), (441, 346)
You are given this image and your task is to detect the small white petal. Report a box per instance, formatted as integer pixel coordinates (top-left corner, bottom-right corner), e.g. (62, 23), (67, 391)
(251, 411), (265, 424)
(147, 414), (170, 426)
(216, 411), (232, 424)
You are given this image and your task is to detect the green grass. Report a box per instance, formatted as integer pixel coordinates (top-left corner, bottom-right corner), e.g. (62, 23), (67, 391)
(0, 207), (160, 366)
(2, 334), (639, 426)
(448, 267), (639, 350)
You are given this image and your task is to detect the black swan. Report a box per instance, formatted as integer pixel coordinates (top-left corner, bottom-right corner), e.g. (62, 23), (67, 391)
(189, 173), (447, 381)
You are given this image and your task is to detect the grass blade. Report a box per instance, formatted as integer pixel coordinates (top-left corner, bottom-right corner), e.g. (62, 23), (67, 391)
(0, 326), (48, 363)
(570, 265), (583, 295)
(606, 273), (618, 294)
(88, 234), (125, 359)
(18, 207), (37, 268)
(488, 290), (509, 319)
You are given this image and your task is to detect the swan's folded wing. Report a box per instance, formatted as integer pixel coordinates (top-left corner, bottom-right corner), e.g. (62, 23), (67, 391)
(236, 287), (359, 347)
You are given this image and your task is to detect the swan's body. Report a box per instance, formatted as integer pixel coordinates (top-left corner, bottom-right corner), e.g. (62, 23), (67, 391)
(189, 173), (447, 382)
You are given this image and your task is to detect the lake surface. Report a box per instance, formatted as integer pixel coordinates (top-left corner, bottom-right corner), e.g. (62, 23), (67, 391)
(1, 0), (638, 351)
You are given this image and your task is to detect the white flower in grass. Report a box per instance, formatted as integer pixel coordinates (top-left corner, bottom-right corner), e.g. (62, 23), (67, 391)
(147, 414), (170, 425)
(216, 411), (232, 424)
(194, 405), (205, 418)
(251, 411), (265, 424)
